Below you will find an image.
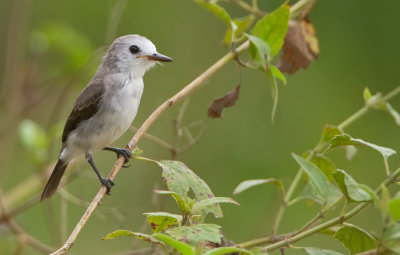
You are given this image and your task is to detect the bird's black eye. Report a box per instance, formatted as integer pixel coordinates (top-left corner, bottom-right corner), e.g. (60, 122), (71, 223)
(129, 45), (140, 54)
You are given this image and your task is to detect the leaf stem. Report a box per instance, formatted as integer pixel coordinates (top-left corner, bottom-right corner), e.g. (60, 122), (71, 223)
(261, 167), (400, 252)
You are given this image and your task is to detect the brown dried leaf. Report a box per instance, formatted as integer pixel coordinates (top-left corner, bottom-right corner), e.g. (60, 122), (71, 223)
(208, 84), (240, 118)
(276, 16), (319, 74)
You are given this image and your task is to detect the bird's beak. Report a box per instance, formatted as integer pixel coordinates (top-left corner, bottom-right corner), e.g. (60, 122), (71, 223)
(140, 53), (173, 62)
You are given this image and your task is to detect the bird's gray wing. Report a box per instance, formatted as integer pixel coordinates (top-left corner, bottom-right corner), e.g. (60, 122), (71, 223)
(62, 80), (105, 143)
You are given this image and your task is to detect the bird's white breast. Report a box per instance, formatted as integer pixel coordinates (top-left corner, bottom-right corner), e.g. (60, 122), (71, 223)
(94, 75), (144, 148)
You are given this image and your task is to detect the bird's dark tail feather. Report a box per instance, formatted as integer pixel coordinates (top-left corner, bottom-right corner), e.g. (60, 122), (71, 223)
(41, 159), (68, 201)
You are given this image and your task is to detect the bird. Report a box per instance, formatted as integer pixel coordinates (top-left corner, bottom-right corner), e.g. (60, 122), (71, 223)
(41, 34), (173, 200)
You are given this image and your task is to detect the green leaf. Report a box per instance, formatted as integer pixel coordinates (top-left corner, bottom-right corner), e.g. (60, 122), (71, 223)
(266, 68), (279, 123)
(320, 125), (343, 144)
(155, 190), (191, 214)
(165, 224), (222, 246)
(195, 0), (235, 43)
(233, 178), (283, 195)
(102, 230), (161, 244)
(144, 212), (182, 233)
(304, 247), (343, 255)
(191, 197), (239, 214)
(153, 233), (194, 255)
(303, 152), (335, 180)
(246, 33), (271, 69)
(383, 222), (400, 242)
(363, 87), (372, 102)
(269, 65), (286, 84)
(388, 198), (400, 221)
(292, 153), (341, 207)
(333, 169), (371, 203)
(223, 15), (255, 45)
(18, 119), (49, 164)
(204, 247), (253, 255)
(250, 2), (290, 57)
(156, 160), (222, 218)
(18, 119), (48, 149)
(327, 134), (396, 159)
(250, 247), (269, 254)
(334, 224), (376, 254)
(35, 23), (93, 71)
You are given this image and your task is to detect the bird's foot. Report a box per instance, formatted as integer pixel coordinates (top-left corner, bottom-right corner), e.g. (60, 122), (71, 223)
(103, 147), (131, 167)
(100, 177), (115, 195)
(118, 149), (131, 168)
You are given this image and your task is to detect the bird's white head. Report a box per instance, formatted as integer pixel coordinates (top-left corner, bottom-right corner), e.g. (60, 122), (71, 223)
(102, 34), (172, 77)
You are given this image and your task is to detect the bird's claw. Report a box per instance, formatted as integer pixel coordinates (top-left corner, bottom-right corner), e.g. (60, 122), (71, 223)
(118, 149), (131, 163)
(100, 178), (115, 195)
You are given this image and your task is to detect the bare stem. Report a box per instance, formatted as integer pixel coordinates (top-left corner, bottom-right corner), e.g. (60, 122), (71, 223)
(0, 190), (54, 254)
(260, 167), (400, 252)
(51, 40), (250, 255)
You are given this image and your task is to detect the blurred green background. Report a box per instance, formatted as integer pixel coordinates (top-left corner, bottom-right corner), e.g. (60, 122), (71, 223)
(1, 0), (400, 254)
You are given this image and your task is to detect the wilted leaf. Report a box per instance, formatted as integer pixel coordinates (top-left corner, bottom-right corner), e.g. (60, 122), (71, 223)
(165, 224), (222, 245)
(156, 160), (223, 218)
(144, 212), (182, 233)
(334, 224), (376, 254)
(292, 153), (341, 207)
(233, 178), (283, 195)
(327, 134), (396, 159)
(333, 169), (371, 202)
(204, 247), (253, 255)
(250, 2), (290, 57)
(191, 197), (239, 214)
(153, 233), (194, 255)
(208, 84), (240, 118)
(304, 247), (343, 255)
(103, 230), (161, 244)
(276, 17), (319, 74)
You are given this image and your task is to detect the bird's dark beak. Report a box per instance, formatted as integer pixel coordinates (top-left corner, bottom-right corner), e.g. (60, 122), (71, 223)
(142, 53), (173, 62)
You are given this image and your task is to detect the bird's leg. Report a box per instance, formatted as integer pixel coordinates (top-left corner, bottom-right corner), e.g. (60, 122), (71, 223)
(103, 146), (131, 168)
(86, 154), (114, 194)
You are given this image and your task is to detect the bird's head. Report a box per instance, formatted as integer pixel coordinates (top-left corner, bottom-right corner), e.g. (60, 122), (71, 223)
(103, 34), (173, 77)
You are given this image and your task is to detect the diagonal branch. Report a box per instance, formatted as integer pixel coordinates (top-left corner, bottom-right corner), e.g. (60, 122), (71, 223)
(50, 1), (313, 253)
(51, 39), (249, 255)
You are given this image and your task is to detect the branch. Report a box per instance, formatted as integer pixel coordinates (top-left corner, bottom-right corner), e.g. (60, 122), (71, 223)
(270, 85), (400, 236)
(260, 167), (400, 252)
(51, 1), (316, 253)
(0, 189), (54, 254)
(51, 39), (249, 255)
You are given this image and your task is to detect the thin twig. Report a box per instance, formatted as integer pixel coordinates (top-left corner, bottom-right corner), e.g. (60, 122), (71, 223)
(129, 126), (174, 151)
(258, 167), (400, 252)
(51, 2), (321, 252)
(51, 37), (250, 255)
(0, 189), (54, 254)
